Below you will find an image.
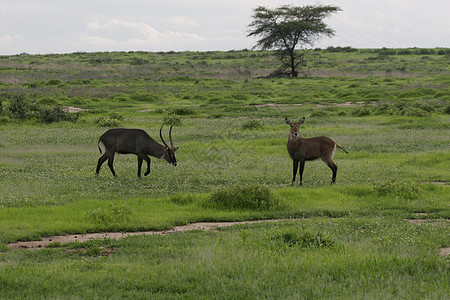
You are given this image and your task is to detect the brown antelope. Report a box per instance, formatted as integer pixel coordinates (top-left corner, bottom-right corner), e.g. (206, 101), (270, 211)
(96, 125), (178, 177)
(285, 117), (347, 185)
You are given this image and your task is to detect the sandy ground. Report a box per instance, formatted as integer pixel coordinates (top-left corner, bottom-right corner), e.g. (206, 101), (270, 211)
(7, 220), (281, 250)
(7, 218), (448, 256)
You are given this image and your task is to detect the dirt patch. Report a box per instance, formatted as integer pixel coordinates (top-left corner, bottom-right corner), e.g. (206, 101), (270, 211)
(251, 103), (303, 108)
(137, 109), (155, 112)
(407, 218), (449, 225)
(440, 248), (450, 256)
(7, 220), (282, 250)
(62, 106), (86, 113)
(316, 101), (375, 108)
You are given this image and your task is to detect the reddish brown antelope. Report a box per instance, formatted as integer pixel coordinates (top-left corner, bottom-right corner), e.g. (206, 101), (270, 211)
(285, 117), (347, 185)
(96, 125), (178, 177)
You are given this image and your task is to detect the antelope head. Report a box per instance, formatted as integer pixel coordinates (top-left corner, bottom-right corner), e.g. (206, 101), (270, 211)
(285, 117), (305, 139)
(160, 125), (179, 166)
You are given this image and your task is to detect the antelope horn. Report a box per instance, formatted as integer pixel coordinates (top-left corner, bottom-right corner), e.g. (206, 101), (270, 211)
(169, 126), (174, 149)
(160, 125), (169, 148)
(285, 118), (292, 125)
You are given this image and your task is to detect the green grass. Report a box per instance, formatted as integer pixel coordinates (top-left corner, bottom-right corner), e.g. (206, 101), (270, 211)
(0, 49), (449, 298)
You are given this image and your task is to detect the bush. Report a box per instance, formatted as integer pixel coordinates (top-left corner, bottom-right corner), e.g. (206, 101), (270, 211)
(241, 119), (262, 130)
(130, 92), (159, 103)
(351, 106), (372, 117)
(163, 114), (182, 126)
(5, 94), (30, 119)
(46, 79), (63, 86)
(39, 106), (79, 124)
(169, 107), (196, 115)
(209, 184), (279, 210)
(95, 117), (121, 127)
(95, 113), (123, 127)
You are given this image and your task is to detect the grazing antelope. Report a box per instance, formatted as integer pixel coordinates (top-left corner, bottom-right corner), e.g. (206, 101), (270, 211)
(285, 117), (347, 185)
(96, 125), (178, 177)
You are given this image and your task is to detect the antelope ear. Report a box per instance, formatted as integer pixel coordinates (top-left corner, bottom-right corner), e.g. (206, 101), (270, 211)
(299, 117), (305, 124)
(285, 118), (291, 125)
(174, 147), (179, 151)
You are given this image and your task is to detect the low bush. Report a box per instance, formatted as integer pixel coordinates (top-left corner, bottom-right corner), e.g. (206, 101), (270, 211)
(4, 94), (78, 123)
(169, 107), (196, 115)
(209, 184), (279, 210)
(95, 113), (123, 127)
(39, 106), (79, 124)
(163, 114), (182, 126)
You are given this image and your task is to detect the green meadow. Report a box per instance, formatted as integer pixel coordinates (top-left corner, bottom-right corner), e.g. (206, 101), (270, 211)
(0, 48), (449, 299)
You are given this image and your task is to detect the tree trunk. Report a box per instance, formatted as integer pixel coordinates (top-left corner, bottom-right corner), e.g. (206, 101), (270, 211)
(289, 48), (298, 77)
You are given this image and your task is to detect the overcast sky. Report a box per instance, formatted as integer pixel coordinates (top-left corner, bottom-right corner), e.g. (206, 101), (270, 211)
(1, 0), (449, 55)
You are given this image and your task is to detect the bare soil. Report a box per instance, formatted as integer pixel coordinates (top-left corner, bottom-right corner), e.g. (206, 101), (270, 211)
(62, 106), (86, 113)
(7, 220), (281, 250)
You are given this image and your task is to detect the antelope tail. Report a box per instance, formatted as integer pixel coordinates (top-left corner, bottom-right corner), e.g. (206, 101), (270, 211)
(336, 144), (348, 154)
(98, 140), (103, 154)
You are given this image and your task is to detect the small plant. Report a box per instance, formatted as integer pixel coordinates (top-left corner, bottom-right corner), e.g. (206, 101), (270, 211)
(241, 119), (262, 130)
(275, 228), (336, 249)
(209, 184), (278, 210)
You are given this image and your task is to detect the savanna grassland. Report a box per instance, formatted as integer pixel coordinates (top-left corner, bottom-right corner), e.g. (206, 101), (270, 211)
(0, 48), (449, 299)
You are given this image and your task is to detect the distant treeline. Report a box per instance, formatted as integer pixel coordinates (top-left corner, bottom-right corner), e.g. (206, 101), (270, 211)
(323, 46), (449, 55)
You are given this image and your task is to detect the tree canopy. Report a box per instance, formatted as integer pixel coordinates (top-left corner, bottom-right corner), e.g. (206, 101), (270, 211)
(248, 4), (341, 77)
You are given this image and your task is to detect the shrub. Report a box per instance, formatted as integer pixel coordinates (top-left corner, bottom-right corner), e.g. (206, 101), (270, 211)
(46, 79), (63, 86)
(95, 113), (123, 127)
(5, 94), (30, 119)
(163, 114), (182, 126)
(39, 106), (79, 124)
(209, 184), (278, 210)
(95, 117), (121, 127)
(130, 92), (159, 103)
(351, 106), (372, 117)
(241, 119), (262, 130)
(169, 107), (196, 115)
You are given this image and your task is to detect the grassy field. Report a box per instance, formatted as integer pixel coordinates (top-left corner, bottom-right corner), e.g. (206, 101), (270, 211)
(0, 48), (449, 299)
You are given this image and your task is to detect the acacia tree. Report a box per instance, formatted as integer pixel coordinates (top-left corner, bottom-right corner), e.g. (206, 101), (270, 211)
(248, 4), (340, 77)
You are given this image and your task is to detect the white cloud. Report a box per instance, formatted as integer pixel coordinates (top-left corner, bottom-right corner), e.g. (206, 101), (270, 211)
(168, 16), (199, 27)
(83, 18), (204, 51)
(0, 0), (449, 54)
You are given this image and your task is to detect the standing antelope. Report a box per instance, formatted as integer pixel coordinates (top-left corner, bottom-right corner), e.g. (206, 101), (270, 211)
(96, 125), (179, 177)
(285, 117), (347, 185)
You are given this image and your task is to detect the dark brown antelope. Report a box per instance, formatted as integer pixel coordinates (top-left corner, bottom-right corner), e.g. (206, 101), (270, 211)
(285, 117), (347, 185)
(96, 125), (179, 177)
